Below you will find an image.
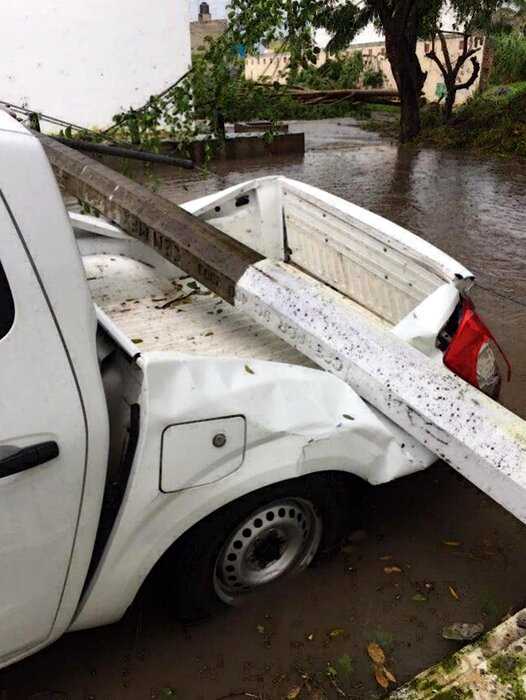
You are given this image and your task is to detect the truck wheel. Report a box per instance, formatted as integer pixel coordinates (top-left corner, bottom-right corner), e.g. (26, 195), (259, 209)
(168, 473), (356, 621)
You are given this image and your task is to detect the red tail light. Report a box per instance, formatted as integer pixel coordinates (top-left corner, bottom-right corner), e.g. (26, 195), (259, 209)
(443, 298), (511, 396)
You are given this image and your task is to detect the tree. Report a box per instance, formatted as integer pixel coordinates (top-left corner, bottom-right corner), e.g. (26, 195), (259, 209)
(227, 0), (442, 141)
(425, 31), (482, 120)
(426, 1), (504, 121)
(492, 1), (526, 33)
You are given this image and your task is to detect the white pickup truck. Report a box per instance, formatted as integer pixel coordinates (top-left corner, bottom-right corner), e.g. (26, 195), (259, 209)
(0, 111), (506, 668)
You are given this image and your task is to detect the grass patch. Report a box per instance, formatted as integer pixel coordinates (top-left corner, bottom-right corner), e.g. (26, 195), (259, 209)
(417, 82), (526, 157)
(364, 82), (526, 157)
(492, 34), (526, 85)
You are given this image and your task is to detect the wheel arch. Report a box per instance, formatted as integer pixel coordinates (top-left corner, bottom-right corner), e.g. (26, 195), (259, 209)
(71, 467), (364, 631)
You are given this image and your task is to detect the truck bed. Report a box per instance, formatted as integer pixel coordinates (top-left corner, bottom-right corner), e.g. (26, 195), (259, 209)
(76, 173), (473, 367)
(85, 254), (313, 364)
(84, 253), (390, 365)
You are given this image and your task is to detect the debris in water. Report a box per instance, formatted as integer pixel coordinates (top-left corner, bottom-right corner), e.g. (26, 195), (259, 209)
(442, 622), (484, 641)
(245, 364), (255, 375)
(328, 628), (345, 639)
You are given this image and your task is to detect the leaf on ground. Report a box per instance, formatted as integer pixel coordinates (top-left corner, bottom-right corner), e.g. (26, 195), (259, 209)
(449, 585), (460, 600)
(131, 338), (143, 344)
(443, 540), (462, 547)
(328, 628), (345, 638)
(204, 331), (214, 337)
(159, 689), (176, 698)
(367, 642), (386, 665)
(306, 632), (315, 641)
(256, 624), (265, 634)
(287, 687), (302, 699)
(244, 364), (255, 375)
(374, 666), (390, 689)
(384, 566), (402, 574)
(384, 667), (397, 683)
(335, 653), (353, 677)
(412, 593), (427, 602)
(310, 691), (326, 700)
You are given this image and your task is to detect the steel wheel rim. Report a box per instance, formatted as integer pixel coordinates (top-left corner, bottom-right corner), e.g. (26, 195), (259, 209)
(214, 497), (322, 603)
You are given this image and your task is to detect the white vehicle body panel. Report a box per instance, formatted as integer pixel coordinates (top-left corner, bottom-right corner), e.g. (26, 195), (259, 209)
(0, 112), (109, 666)
(72, 351), (434, 630)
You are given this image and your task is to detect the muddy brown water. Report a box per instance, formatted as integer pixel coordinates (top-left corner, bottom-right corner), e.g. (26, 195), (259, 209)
(2, 119), (526, 699)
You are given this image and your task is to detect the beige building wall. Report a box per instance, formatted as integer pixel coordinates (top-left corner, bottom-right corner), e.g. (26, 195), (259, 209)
(245, 34), (489, 105)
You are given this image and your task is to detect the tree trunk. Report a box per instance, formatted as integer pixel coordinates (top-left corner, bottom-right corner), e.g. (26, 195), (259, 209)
(444, 84), (456, 122)
(385, 34), (427, 142)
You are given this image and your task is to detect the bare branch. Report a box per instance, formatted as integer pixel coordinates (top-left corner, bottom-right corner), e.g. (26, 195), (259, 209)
(426, 48), (448, 81)
(438, 30), (454, 75)
(454, 40), (481, 77)
(456, 55), (481, 91)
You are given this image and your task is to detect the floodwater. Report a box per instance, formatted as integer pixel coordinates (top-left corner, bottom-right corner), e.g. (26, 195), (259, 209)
(2, 119), (526, 700)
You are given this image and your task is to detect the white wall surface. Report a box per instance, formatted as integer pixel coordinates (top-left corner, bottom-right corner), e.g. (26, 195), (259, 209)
(0, 1), (191, 129)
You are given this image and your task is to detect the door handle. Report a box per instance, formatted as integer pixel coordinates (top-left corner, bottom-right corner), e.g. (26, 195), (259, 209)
(0, 441), (59, 479)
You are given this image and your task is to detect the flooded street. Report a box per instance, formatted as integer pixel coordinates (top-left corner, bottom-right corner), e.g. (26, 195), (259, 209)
(2, 119), (526, 699)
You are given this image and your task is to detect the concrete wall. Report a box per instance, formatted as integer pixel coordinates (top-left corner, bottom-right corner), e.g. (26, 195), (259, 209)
(246, 35), (489, 106)
(0, 0), (191, 129)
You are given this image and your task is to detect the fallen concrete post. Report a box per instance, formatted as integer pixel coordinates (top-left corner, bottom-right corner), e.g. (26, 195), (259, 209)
(39, 134), (526, 526)
(39, 133), (263, 303)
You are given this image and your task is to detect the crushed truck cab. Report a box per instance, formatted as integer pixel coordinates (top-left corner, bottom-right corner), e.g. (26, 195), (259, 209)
(0, 110), (519, 668)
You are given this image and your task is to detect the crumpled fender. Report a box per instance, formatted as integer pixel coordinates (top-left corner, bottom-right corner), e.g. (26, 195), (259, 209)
(142, 352), (434, 486)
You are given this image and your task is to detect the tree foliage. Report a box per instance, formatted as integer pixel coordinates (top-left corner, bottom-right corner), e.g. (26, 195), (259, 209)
(227, 0), (442, 140)
(103, 0), (510, 151)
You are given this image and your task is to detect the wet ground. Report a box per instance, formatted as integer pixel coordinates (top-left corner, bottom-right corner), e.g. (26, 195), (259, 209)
(3, 118), (526, 699)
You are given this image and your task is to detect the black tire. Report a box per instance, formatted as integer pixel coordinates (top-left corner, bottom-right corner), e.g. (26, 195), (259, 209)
(164, 472), (358, 622)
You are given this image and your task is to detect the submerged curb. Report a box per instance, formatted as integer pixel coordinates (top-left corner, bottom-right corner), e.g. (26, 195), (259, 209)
(390, 609), (526, 698)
